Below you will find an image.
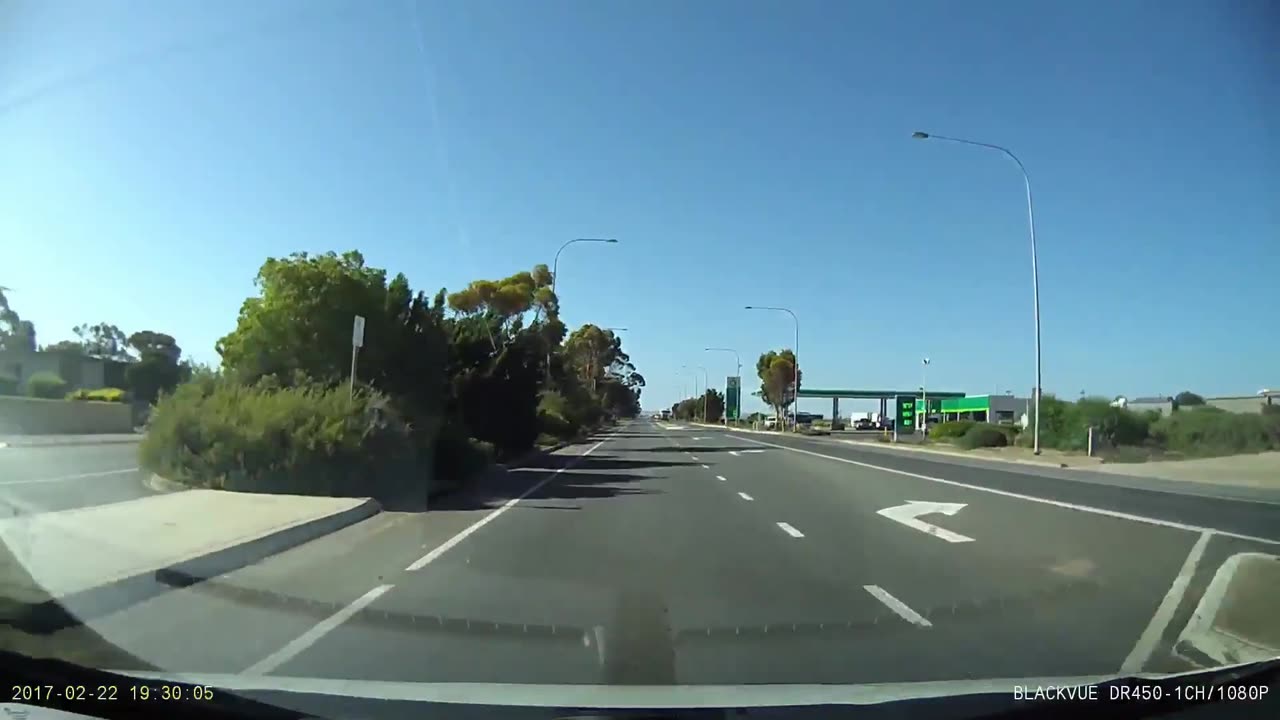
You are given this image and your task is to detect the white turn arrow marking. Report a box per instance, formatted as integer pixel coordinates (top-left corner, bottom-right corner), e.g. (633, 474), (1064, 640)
(876, 501), (974, 543)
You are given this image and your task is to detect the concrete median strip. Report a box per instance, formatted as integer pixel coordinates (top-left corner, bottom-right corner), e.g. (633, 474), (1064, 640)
(0, 489), (380, 633)
(1174, 552), (1280, 667)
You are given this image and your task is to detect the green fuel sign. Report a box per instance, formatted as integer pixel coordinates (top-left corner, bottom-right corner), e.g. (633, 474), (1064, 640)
(895, 395), (917, 433)
(726, 376), (741, 420)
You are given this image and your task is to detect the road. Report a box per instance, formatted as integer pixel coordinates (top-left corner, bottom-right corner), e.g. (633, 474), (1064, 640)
(0, 442), (150, 517)
(41, 418), (1280, 686)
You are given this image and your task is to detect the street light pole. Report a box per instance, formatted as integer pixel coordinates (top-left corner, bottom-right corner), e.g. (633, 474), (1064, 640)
(744, 305), (800, 432)
(705, 347), (742, 426)
(912, 131), (1042, 454)
(697, 365), (710, 423)
(681, 365), (699, 421)
(921, 357), (930, 435)
(547, 238), (618, 379)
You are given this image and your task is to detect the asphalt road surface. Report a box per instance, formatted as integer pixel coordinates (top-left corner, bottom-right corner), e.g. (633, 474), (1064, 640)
(35, 419), (1280, 686)
(0, 442), (150, 517)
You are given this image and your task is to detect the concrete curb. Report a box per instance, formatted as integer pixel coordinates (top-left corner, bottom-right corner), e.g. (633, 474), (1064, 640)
(144, 472), (192, 494)
(832, 438), (1084, 469)
(1174, 552), (1280, 667)
(0, 435), (143, 449)
(9, 496), (381, 634)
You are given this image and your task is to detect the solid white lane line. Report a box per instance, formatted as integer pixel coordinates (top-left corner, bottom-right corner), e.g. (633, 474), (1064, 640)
(244, 584), (394, 674)
(0, 468), (138, 486)
(737, 492), (754, 501)
(736, 436), (1280, 545)
(776, 522), (804, 538)
(701, 464), (710, 469)
(405, 437), (611, 572)
(1121, 531), (1212, 673)
(715, 475), (727, 482)
(863, 585), (933, 628)
(729, 451), (740, 456)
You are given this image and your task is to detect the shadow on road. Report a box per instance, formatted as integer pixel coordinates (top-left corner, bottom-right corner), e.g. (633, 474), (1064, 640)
(627, 445), (751, 454)
(431, 457), (659, 512)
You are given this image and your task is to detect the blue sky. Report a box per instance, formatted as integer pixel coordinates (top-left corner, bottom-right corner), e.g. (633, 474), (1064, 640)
(3, 0), (1276, 414)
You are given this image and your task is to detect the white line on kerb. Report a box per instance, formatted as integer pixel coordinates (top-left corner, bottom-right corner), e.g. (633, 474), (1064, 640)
(0, 468), (137, 486)
(405, 437), (611, 572)
(701, 464), (710, 469)
(863, 585), (933, 627)
(244, 584), (393, 674)
(1121, 530), (1211, 673)
(736, 436), (1280, 546)
(737, 492), (754, 501)
(715, 475), (727, 482)
(776, 522), (804, 538)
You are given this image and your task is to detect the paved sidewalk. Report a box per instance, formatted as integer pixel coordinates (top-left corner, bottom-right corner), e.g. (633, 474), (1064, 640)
(0, 490), (378, 632)
(1091, 452), (1280, 490)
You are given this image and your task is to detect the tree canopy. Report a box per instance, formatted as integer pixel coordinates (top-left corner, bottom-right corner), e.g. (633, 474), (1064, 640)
(756, 348), (801, 418)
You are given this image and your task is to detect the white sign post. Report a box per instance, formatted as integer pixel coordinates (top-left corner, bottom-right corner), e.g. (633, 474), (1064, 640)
(350, 315), (366, 398)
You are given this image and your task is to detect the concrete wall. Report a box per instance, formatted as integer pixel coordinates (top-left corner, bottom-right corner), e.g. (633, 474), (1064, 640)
(1128, 399), (1174, 415)
(1204, 396), (1269, 414)
(0, 397), (133, 435)
(0, 350), (106, 392)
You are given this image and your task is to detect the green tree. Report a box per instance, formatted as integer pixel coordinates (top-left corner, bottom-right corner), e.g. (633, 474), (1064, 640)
(41, 340), (85, 353)
(447, 265), (558, 352)
(73, 322), (130, 360)
(755, 349), (801, 422)
(1174, 391), (1206, 408)
(128, 330), (182, 363)
(700, 388), (725, 423)
(0, 288), (36, 352)
(215, 250), (449, 434)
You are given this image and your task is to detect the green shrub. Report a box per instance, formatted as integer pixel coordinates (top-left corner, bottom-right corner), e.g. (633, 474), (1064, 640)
(139, 377), (427, 501)
(536, 391), (579, 441)
(959, 424), (1009, 449)
(25, 372), (68, 399)
(1150, 407), (1277, 457)
(66, 387), (127, 403)
(434, 421), (495, 484)
(929, 420), (975, 440)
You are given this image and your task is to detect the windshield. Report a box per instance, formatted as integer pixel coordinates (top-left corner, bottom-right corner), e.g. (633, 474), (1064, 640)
(2, 0), (1277, 713)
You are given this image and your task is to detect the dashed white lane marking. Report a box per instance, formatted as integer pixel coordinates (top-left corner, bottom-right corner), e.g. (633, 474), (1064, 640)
(735, 436), (1280, 545)
(1121, 530), (1212, 672)
(690, 456), (699, 462)
(405, 437), (611, 572)
(728, 451), (740, 456)
(776, 522), (804, 538)
(701, 464), (709, 469)
(737, 492), (754, 501)
(244, 584), (394, 674)
(715, 475), (727, 482)
(863, 585), (933, 628)
(0, 468), (137, 485)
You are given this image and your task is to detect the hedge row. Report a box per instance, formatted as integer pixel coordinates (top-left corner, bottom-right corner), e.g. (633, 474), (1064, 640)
(935, 397), (1280, 458)
(139, 378), (431, 503)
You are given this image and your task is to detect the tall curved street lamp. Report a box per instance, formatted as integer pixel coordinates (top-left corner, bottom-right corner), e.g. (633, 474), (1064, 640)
(744, 305), (800, 432)
(546, 238), (618, 377)
(912, 131), (1042, 454)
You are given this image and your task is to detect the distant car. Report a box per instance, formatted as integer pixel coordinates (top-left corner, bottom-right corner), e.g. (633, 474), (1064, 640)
(877, 418), (895, 431)
(854, 418), (876, 431)
(763, 416), (779, 429)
